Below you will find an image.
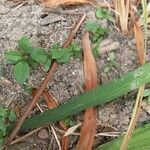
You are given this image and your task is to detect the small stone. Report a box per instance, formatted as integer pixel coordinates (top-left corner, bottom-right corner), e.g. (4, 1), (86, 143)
(38, 128), (49, 139)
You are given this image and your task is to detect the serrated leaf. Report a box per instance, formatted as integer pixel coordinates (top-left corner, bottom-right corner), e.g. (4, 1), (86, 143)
(85, 21), (99, 33)
(19, 36), (33, 53)
(30, 48), (48, 64)
(44, 58), (51, 72)
(4, 51), (22, 62)
(14, 62), (30, 84)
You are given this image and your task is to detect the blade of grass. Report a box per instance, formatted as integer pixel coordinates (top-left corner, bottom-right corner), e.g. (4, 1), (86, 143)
(95, 123), (150, 150)
(21, 62), (150, 130)
(77, 32), (97, 150)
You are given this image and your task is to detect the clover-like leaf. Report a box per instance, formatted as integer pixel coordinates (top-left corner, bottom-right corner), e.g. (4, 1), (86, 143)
(19, 36), (33, 53)
(14, 61), (30, 84)
(30, 48), (48, 64)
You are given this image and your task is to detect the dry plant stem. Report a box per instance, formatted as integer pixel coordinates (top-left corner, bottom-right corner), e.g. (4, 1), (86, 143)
(41, 0), (95, 7)
(113, 0), (129, 35)
(77, 32), (97, 150)
(5, 14), (86, 146)
(10, 127), (43, 145)
(120, 85), (145, 150)
(120, 21), (146, 150)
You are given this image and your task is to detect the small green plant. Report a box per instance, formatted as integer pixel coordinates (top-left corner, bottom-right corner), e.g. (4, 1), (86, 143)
(4, 37), (81, 84)
(0, 107), (16, 149)
(104, 52), (118, 73)
(144, 89), (150, 105)
(63, 117), (76, 127)
(85, 21), (109, 56)
(96, 7), (114, 22)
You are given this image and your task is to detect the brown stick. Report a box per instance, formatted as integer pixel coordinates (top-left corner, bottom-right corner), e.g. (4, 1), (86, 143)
(77, 32), (97, 150)
(5, 13), (86, 146)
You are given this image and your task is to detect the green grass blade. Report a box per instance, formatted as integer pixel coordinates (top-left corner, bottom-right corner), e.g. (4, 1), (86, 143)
(95, 123), (150, 150)
(21, 62), (150, 130)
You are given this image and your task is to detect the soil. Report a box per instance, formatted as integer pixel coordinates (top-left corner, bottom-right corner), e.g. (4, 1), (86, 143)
(0, 0), (150, 149)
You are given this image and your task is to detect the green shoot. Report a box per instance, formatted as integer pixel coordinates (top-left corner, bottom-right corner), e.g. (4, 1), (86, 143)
(4, 37), (82, 84)
(0, 107), (16, 149)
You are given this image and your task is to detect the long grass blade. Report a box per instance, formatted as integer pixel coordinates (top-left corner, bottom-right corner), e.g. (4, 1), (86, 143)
(21, 62), (150, 130)
(96, 123), (150, 150)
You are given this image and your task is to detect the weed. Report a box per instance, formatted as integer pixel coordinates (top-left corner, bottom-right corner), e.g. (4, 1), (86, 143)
(4, 37), (81, 84)
(85, 7), (111, 57)
(144, 89), (150, 105)
(85, 21), (109, 56)
(63, 117), (76, 127)
(0, 107), (16, 148)
(96, 7), (114, 22)
(104, 52), (118, 73)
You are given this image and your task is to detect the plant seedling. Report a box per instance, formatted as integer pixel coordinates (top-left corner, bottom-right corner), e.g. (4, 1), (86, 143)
(144, 88), (150, 105)
(5, 37), (82, 84)
(85, 21), (109, 57)
(96, 7), (114, 22)
(104, 52), (118, 73)
(0, 107), (16, 148)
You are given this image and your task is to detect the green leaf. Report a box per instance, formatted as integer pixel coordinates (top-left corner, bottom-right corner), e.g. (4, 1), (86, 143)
(96, 8), (114, 22)
(69, 42), (82, 58)
(144, 89), (150, 97)
(95, 123), (150, 150)
(51, 48), (71, 63)
(51, 49), (65, 59)
(57, 50), (71, 63)
(0, 107), (8, 118)
(51, 43), (61, 51)
(108, 52), (116, 61)
(22, 84), (33, 95)
(19, 36), (33, 53)
(104, 65), (110, 73)
(97, 27), (109, 37)
(0, 118), (6, 134)
(8, 111), (16, 122)
(14, 62), (30, 84)
(44, 58), (51, 72)
(85, 21), (99, 33)
(4, 51), (22, 62)
(22, 62), (150, 130)
(30, 48), (48, 64)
